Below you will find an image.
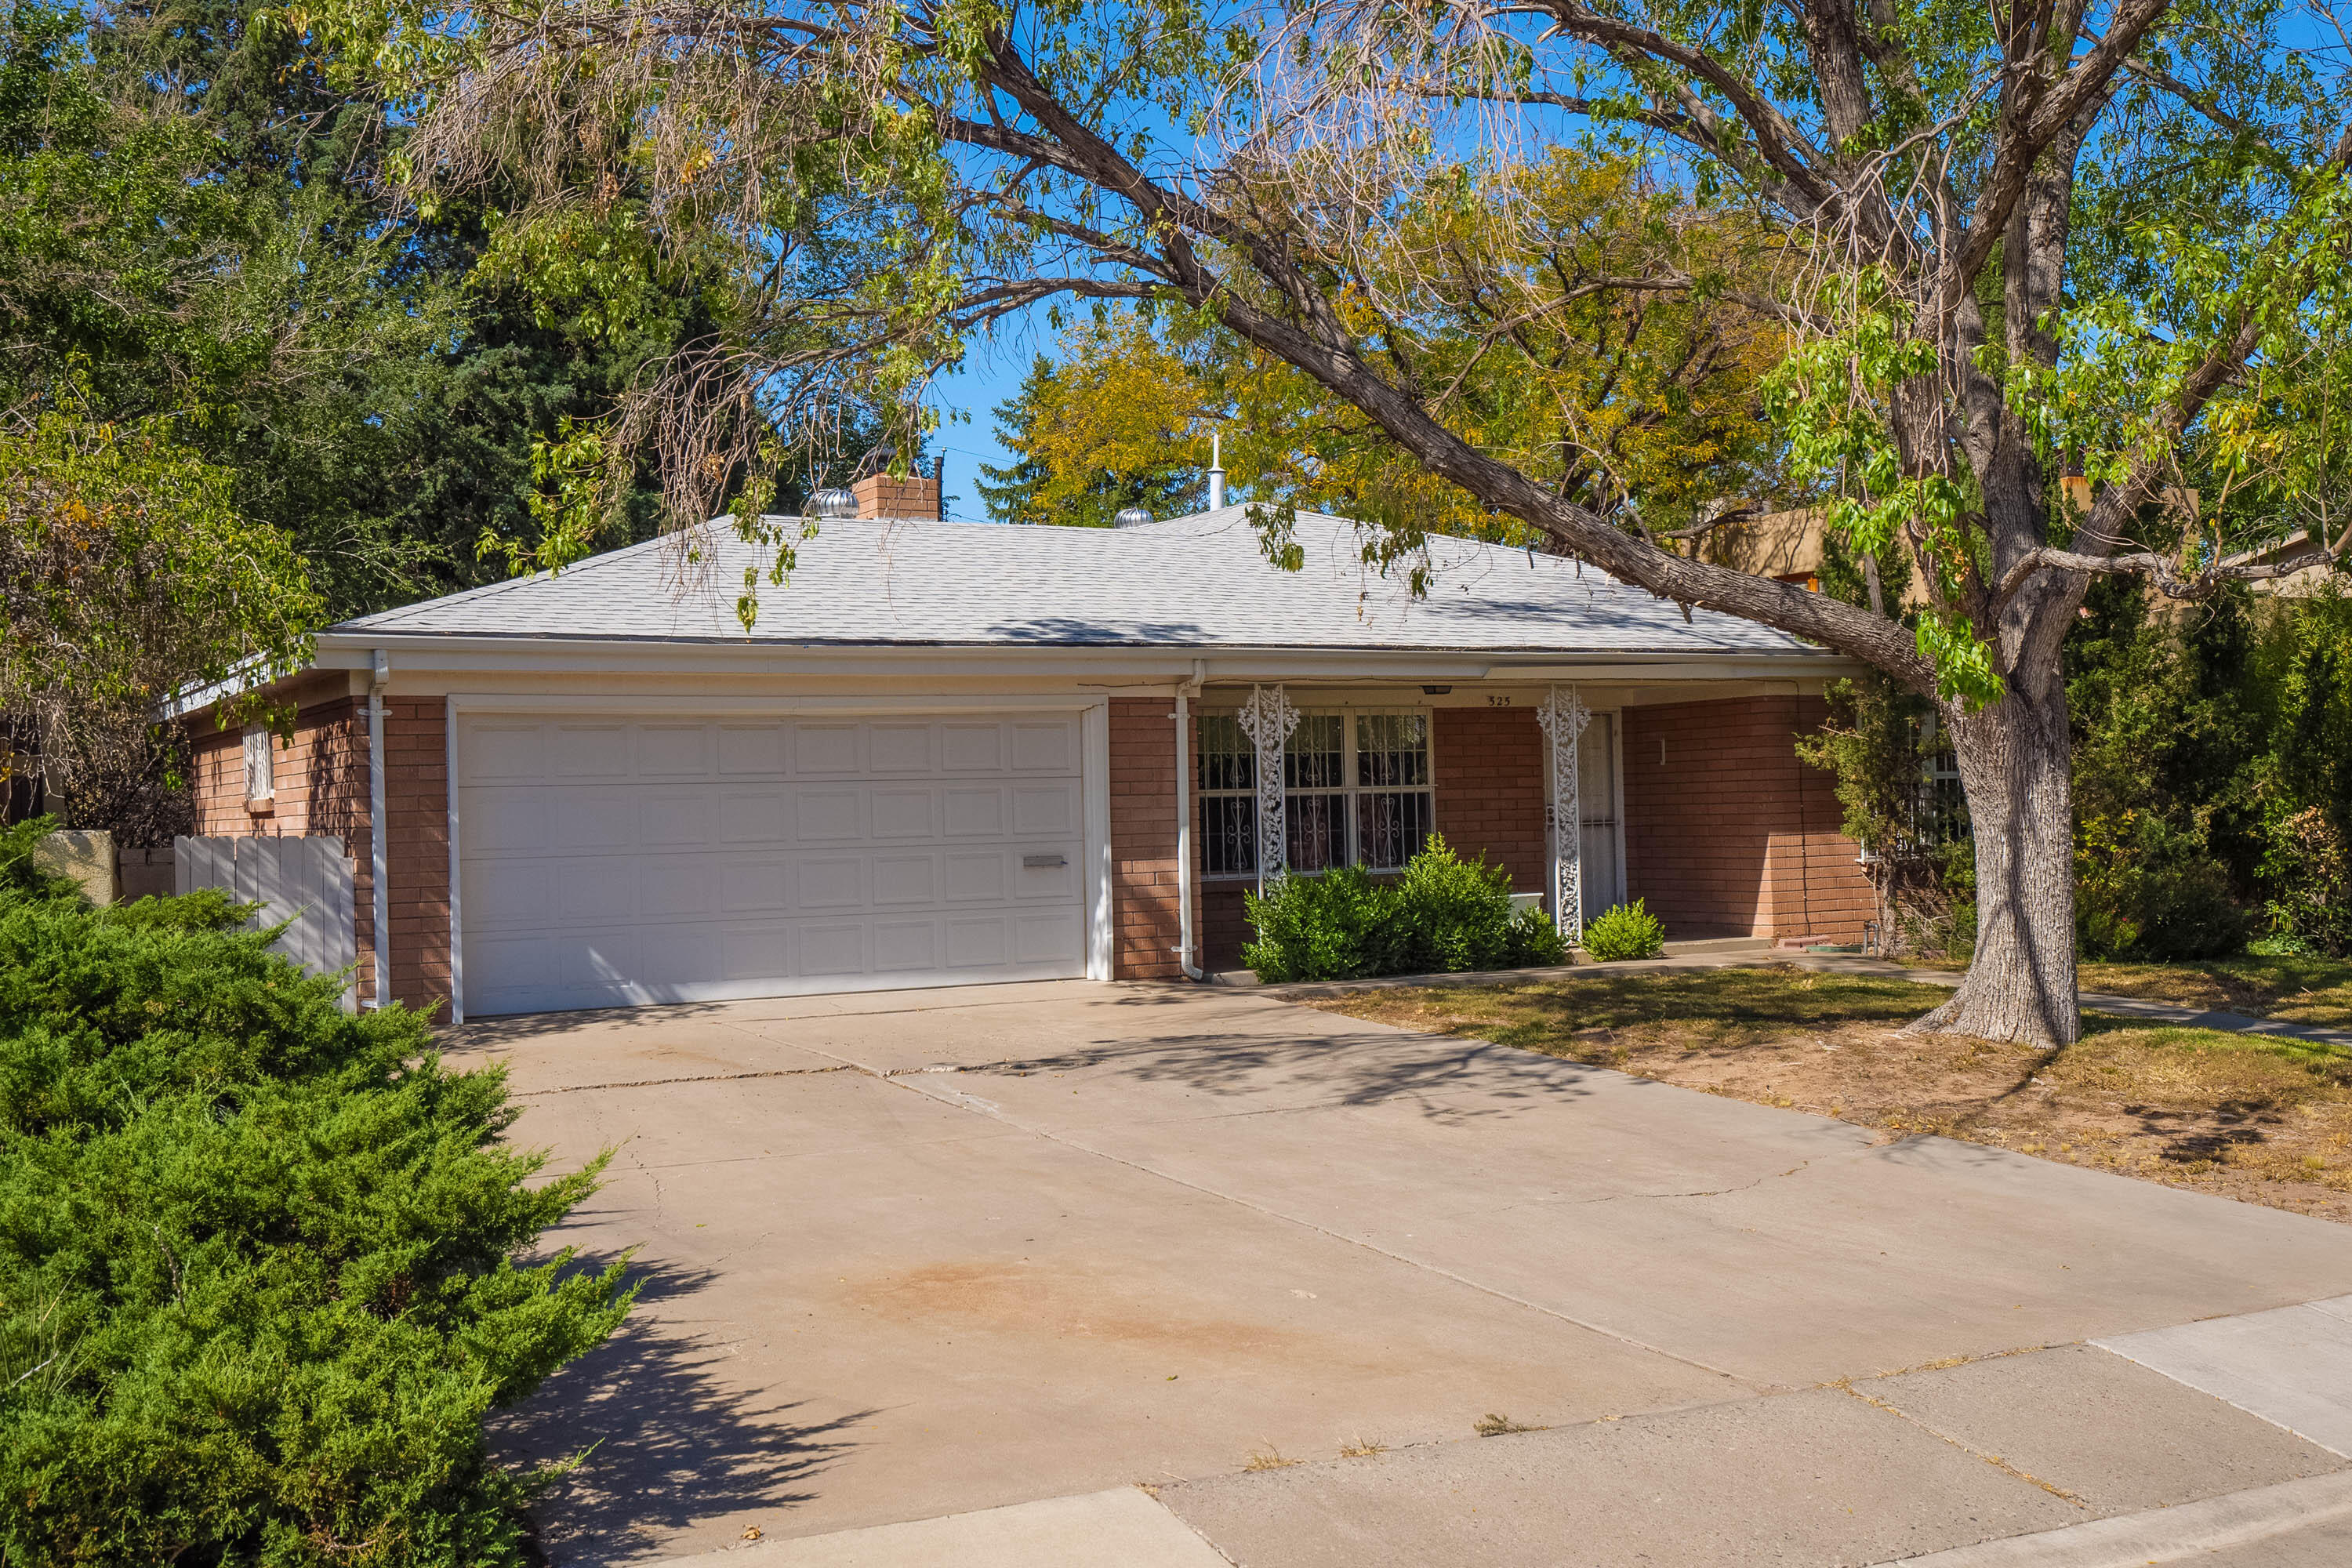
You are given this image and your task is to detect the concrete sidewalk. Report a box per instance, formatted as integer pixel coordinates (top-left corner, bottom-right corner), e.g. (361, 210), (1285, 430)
(667, 1294), (2352, 1567)
(459, 981), (2352, 1566)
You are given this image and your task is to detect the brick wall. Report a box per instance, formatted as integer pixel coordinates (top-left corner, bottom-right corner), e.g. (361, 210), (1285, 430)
(188, 694), (378, 1000)
(1109, 697), (1183, 979)
(383, 697), (452, 1014)
(1621, 695), (1871, 943)
(1433, 706), (1546, 891)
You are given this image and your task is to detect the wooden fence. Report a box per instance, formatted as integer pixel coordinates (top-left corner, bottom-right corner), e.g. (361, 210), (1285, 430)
(174, 836), (358, 1009)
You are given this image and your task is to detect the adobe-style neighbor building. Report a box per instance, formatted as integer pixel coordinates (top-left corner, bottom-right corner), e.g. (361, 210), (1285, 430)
(189, 489), (1872, 1021)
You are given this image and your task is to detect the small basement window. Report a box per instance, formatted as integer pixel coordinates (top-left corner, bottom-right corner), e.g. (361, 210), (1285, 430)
(242, 724), (275, 802)
(1197, 706), (1433, 878)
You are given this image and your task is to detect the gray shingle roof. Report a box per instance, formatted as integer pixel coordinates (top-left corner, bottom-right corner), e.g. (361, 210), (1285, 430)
(336, 507), (1823, 657)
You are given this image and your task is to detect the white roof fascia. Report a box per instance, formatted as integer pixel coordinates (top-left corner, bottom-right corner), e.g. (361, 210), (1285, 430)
(309, 630), (1853, 685)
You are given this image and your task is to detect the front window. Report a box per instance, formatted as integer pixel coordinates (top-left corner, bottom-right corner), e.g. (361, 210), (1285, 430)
(242, 725), (275, 801)
(1197, 706), (1433, 877)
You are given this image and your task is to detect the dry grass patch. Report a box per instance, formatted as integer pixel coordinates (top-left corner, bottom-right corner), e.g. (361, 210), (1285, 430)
(1309, 967), (2352, 1223)
(1907, 953), (2352, 1029)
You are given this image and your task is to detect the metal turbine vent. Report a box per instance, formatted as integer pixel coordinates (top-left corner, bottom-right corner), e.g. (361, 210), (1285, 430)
(1112, 505), (1153, 528)
(809, 487), (858, 519)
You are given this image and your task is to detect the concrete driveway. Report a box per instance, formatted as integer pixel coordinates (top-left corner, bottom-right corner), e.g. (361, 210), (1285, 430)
(456, 981), (2352, 1566)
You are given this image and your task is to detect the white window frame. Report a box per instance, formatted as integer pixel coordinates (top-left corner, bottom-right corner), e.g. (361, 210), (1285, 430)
(1196, 704), (1436, 880)
(241, 724), (276, 802)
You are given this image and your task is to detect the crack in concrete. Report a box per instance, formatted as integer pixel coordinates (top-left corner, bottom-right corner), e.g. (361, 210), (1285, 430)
(1835, 1381), (2092, 1508)
(515, 1064), (854, 1098)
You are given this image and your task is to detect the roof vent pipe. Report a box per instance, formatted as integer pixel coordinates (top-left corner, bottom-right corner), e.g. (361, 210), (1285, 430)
(1207, 430), (1225, 510)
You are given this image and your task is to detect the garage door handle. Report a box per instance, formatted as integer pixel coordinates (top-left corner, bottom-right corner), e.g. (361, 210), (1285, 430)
(1022, 854), (1068, 868)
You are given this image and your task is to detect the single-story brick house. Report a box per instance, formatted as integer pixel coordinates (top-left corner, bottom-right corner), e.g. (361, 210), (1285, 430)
(188, 482), (1874, 1020)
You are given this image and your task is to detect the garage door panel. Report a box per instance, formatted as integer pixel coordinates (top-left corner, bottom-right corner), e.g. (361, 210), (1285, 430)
(718, 927), (786, 981)
(870, 788), (938, 838)
(466, 723), (546, 783)
(554, 789), (637, 850)
(552, 725), (631, 777)
(638, 924), (724, 986)
(640, 793), (715, 847)
(1011, 785), (1076, 836)
(717, 724), (785, 775)
(717, 790), (788, 844)
(942, 851), (1007, 903)
(1016, 855), (1080, 900)
(800, 923), (867, 975)
(720, 860), (792, 914)
(459, 713), (1089, 1015)
(940, 724), (1004, 772)
(468, 792), (550, 855)
(869, 724), (935, 772)
(1011, 722), (1073, 771)
(797, 856), (866, 909)
(792, 724), (862, 774)
(944, 917), (1008, 969)
(871, 854), (935, 906)
(634, 725), (712, 775)
(1015, 909), (1083, 964)
(873, 920), (937, 971)
(640, 861), (713, 919)
(795, 789), (864, 842)
(942, 787), (1004, 837)
(550, 858), (641, 921)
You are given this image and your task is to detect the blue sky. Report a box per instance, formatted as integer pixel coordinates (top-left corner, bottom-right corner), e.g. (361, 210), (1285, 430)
(923, 306), (1060, 520)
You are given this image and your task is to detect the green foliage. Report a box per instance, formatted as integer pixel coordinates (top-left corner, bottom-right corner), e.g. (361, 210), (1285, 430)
(0, 818), (633, 1565)
(1241, 863), (1402, 983)
(1241, 837), (1563, 983)
(2263, 807), (2352, 957)
(0, 392), (323, 837)
(1391, 840), (1567, 975)
(1579, 900), (1666, 963)
(2077, 811), (2252, 960)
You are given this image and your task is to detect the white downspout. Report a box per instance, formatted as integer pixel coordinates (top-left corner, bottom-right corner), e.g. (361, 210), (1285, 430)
(1174, 660), (1205, 980)
(368, 649), (391, 1011)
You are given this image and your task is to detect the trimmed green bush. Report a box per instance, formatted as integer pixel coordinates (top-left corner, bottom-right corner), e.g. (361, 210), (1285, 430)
(0, 819), (633, 1566)
(1581, 899), (1667, 961)
(1242, 836), (1566, 982)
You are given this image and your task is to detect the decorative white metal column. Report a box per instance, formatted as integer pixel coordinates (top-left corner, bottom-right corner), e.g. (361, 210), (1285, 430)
(1535, 683), (1592, 943)
(1236, 684), (1300, 895)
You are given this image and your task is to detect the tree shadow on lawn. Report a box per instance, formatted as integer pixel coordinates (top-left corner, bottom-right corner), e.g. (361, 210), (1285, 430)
(494, 1262), (873, 1566)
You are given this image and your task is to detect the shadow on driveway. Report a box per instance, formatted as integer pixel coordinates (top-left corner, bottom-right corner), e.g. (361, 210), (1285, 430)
(493, 1263), (873, 1564)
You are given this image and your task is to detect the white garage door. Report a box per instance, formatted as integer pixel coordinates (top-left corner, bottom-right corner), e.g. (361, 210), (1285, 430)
(456, 713), (1089, 1016)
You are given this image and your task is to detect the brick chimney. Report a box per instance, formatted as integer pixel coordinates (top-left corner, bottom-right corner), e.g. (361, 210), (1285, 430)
(852, 465), (943, 520)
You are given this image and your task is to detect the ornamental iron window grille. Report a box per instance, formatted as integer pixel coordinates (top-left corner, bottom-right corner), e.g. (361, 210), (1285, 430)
(1198, 702), (1434, 887)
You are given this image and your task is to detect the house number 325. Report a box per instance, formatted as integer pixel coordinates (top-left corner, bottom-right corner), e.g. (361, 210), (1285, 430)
(1486, 695), (1513, 706)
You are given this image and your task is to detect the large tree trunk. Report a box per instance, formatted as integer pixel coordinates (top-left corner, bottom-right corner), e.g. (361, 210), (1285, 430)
(1910, 675), (2080, 1046)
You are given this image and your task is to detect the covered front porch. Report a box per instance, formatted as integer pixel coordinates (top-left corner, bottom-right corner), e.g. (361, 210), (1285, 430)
(1110, 679), (1875, 978)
